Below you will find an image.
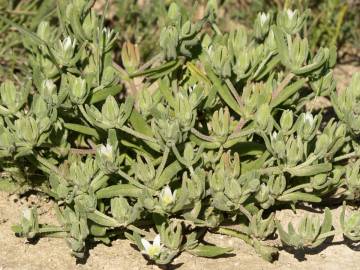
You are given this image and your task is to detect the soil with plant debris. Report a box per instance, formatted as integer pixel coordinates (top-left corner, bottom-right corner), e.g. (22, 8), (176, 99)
(1, 191), (360, 270)
(1, 65), (360, 270)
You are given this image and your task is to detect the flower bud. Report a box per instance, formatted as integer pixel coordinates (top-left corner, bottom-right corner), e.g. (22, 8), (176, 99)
(277, 9), (308, 35)
(160, 26), (179, 60)
(101, 96), (120, 125)
(211, 107), (230, 142)
(121, 41), (140, 73)
(53, 36), (76, 66)
(209, 45), (232, 78)
(280, 110), (294, 132)
(254, 12), (272, 40)
(138, 89), (154, 116)
(255, 103), (272, 131)
(68, 75), (88, 104)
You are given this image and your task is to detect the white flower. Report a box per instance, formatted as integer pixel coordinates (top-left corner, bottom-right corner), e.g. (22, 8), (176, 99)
(304, 112), (314, 126)
(159, 185), (177, 206)
(259, 12), (269, 25)
(102, 27), (115, 40)
(62, 36), (75, 51)
(141, 234), (163, 258)
(271, 131), (278, 140)
(207, 45), (213, 55)
(189, 83), (197, 93)
(286, 9), (295, 19)
(100, 143), (113, 160)
(22, 208), (32, 221)
(42, 80), (56, 96)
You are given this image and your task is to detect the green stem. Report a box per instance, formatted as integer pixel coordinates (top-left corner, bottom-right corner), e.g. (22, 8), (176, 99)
(155, 146), (170, 180)
(211, 23), (222, 36)
(282, 183), (311, 195)
(38, 226), (65, 234)
(126, 224), (152, 237)
(239, 205), (252, 221)
(117, 169), (152, 192)
(171, 145), (187, 166)
(216, 227), (252, 245)
(120, 126), (158, 144)
(225, 78), (243, 108)
(333, 152), (358, 162)
(258, 166), (283, 175)
(191, 128), (216, 142)
(138, 53), (163, 72)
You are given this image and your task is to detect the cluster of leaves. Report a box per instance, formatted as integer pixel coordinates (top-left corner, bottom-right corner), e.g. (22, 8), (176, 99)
(0, 0), (56, 81)
(1, 0), (360, 265)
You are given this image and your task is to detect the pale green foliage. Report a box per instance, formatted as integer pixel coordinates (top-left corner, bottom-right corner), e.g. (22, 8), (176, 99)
(1, 0), (360, 266)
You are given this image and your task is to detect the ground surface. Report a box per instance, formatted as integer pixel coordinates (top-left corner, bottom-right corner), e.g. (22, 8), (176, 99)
(1, 191), (360, 270)
(1, 65), (360, 270)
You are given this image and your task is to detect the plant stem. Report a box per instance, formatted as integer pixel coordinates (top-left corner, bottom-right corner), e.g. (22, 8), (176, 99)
(69, 148), (97, 155)
(155, 146), (170, 180)
(216, 227), (252, 245)
(272, 73), (295, 99)
(138, 53), (163, 72)
(333, 152), (358, 162)
(282, 183), (311, 195)
(211, 23), (222, 36)
(239, 205), (252, 221)
(127, 224), (152, 237)
(117, 169), (149, 191)
(225, 78), (243, 108)
(120, 126), (158, 144)
(191, 128), (215, 142)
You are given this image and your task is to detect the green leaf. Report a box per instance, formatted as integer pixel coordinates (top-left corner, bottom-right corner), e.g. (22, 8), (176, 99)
(277, 192), (321, 203)
(90, 85), (123, 104)
(96, 184), (142, 199)
(64, 123), (100, 139)
(159, 79), (176, 108)
(153, 160), (182, 190)
(129, 59), (180, 79)
(129, 110), (160, 152)
(241, 151), (271, 173)
(271, 79), (307, 108)
(187, 244), (233, 258)
(87, 210), (119, 227)
(286, 163), (332, 177)
(272, 26), (290, 67)
(205, 64), (242, 116)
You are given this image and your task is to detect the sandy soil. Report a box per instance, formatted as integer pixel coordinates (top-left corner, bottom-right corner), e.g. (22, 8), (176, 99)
(0, 191), (360, 270)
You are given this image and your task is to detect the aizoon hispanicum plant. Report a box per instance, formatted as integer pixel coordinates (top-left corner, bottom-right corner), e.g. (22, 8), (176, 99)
(1, 0), (360, 265)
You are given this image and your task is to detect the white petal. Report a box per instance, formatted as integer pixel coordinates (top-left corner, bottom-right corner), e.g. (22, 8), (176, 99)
(141, 238), (151, 252)
(23, 208), (32, 221)
(304, 112), (314, 125)
(164, 186), (173, 197)
(105, 143), (112, 153)
(153, 234), (161, 247)
(287, 9), (295, 19)
(260, 13), (268, 24)
(100, 145), (107, 154)
(63, 37), (72, 50)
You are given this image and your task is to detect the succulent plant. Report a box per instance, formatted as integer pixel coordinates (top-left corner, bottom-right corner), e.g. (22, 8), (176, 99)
(1, 1), (360, 267)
